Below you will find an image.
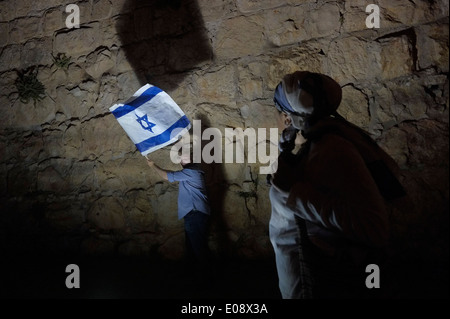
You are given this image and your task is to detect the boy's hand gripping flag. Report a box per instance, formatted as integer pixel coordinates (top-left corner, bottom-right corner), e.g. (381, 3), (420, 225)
(109, 84), (191, 156)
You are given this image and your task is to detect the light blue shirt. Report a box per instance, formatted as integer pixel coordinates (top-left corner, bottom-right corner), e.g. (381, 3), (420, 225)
(167, 164), (211, 219)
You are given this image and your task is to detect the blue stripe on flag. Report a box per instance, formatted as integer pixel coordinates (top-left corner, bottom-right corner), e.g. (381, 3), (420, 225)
(111, 86), (163, 118)
(135, 115), (190, 153)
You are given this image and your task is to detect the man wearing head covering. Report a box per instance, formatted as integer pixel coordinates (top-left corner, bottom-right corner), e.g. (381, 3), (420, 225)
(269, 71), (406, 299)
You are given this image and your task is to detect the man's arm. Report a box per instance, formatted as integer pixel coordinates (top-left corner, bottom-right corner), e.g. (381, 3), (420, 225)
(147, 159), (168, 181)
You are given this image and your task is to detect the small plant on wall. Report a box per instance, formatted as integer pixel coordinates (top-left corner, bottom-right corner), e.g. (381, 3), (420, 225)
(52, 52), (72, 70)
(15, 67), (46, 104)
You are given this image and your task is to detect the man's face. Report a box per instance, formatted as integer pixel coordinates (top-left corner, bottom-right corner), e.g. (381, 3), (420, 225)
(276, 110), (306, 145)
(276, 111), (291, 131)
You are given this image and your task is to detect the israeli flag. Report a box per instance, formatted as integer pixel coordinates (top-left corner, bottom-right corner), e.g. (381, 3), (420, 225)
(109, 84), (191, 156)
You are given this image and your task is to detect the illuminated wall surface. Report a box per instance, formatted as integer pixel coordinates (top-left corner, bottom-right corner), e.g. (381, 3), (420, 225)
(0, 0), (448, 298)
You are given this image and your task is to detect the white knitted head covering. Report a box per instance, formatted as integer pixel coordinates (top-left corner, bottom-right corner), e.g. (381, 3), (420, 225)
(276, 71), (342, 129)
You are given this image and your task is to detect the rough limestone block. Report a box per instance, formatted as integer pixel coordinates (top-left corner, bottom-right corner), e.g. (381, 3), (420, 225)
(87, 196), (126, 230)
(340, 85), (370, 130)
(375, 79), (428, 127)
(342, 0), (372, 33)
(157, 231), (186, 260)
(0, 44), (22, 72)
(42, 8), (66, 36)
(379, 35), (413, 80)
(21, 37), (53, 69)
(416, 22), (449, 72)
(195, 66), (237, 105)
(9, 16), (42, 44)
(236, 0), (288, 14)
(84, 48), (115, 79)
(54, 22), (101, 56)
(264, 3), (340, 47)
(37, 165), (71, 194)
(214, 15), (265, 60)
(328, 36), (378, 85)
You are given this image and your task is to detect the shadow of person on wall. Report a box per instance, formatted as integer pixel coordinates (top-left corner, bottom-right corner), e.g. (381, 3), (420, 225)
(116, 0), (213, 91)
(194, 114), (232, 262)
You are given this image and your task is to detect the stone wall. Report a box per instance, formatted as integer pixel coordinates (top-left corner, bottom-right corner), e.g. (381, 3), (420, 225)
(0, 0), (448, 269)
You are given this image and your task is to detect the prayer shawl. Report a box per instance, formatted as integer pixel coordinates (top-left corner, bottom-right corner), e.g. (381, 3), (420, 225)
(273, 115), (408, 298)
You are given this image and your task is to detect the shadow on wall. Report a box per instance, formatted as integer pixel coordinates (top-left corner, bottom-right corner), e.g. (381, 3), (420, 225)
(116, 0), (213, 91)
(195, 114), (233, 259)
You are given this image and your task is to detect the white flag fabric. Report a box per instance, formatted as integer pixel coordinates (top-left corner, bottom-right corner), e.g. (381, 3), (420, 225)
(109, 84), (191, 156)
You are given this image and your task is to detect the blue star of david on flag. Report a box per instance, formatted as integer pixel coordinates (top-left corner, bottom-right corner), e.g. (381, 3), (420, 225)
(136, 113), (156, 133)
(109, 84), (191, 156)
